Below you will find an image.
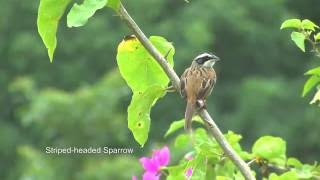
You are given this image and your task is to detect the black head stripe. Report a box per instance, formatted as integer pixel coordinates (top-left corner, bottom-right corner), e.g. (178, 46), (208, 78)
(195, 53), (213, 64)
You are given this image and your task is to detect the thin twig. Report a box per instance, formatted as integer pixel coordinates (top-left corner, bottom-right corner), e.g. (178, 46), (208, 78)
(118, 3), (255, 180)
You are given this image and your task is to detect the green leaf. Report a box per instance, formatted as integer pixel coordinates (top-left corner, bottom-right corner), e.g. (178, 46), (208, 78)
(295, 164), (315, 179)
(37, 0), (72, 62)
(165, 119), (185, 138)
(67, 0), (107, 28)
(301, 19), (319, 31)
(174, 134), (190, 149)
(224, 131), (254, 160)
(302, 75), (320, 97)
(252, 136), (286, 166)
(117, 36), (175, 93)
(269, 171), (299, 180)
(166, 164), (187, 180)
(215, 160), (236, 178)
(287, 157), (303, 168)
(127, 85), (165, 147)
(310, 89), (320, 105)
(280, 19), (301, 29)
(304, 66), (320, 76)
(315, 33), (320, 41)
(164, 116), (203, 138)
(290, 32), (306, 52)
(106, 0), (120, 11)
(186, 153), (207, 180)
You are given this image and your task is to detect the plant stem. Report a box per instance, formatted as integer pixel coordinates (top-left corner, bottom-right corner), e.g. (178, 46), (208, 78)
(118, 3), (255, 180)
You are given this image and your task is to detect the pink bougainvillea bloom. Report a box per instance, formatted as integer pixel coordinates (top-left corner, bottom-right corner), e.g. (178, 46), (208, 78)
(139, 146), (170, 173)
(142, 171), (160, 180)
(185, 167), (193, 177)
(139, 157), (159, 173)
(152, 146), (170, 166)
(132, 176), (137, 180)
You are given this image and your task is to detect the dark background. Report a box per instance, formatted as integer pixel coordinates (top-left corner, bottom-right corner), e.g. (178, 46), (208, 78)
(0, 0), (319, 179)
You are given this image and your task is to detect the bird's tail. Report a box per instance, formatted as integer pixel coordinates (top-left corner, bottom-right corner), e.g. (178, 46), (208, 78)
(185, 99), (196, 132)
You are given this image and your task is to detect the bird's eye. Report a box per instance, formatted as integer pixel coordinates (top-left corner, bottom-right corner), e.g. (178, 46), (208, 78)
(196, 58), (205, 64)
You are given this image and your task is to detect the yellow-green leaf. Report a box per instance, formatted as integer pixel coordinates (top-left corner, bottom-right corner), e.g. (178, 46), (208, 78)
(315, 33), (320, 41)
(290, 32), (305, 52)
(310, 89), (320, 105)
(287, 157), (303, 168)
(280, 19), (301, 29)
(117, 36), (175, 93)
(301, 19), (319, 31)
(164, 116), (203, 138)
(304, 66), (320, 76)
(106, 0), (120, 11)
(37, 0), (71, 62)
(67, 0), (107, 28)
(252, 136), (286, 166)
(128, 85), (165, 147)
(302, 75), (320, 97)
(269, 171), (299, 180)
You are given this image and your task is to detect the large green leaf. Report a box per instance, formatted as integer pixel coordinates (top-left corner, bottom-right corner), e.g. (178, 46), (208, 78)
(280, 19), (301, 29)
(252, 136), (286, 166)
(302, 75), (320, 97)
(67, 0), (107, 28)
(117, 36), (175, 93)
(290, 32), (305, 52)
(127, 85), (165, 147)
(37, 0), (72, 62)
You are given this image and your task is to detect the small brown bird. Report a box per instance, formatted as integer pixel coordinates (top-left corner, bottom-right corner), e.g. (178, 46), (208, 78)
(180, 53), (220, 131)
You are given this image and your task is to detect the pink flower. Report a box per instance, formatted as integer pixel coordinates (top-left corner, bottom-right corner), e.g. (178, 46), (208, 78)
(136, 146), (171, 180)
(185, 167), (193, 178)
(142, 171), (160, 180)
(139, 146), (170, 173)
(132, 176), (137, 180)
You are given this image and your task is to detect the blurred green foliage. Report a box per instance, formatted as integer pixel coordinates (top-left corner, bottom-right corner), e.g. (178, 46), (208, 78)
(1, 0), (320, 179)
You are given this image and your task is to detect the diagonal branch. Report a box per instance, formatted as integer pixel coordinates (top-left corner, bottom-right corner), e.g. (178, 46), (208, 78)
(118, 3), (255, 180)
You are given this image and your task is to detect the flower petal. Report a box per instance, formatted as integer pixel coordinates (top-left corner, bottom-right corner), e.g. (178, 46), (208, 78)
(142, 172), (160, 180)
(185, 168), (193, 177)
(153, 146), (170, 166)
(139, 157), (160, 173)
(132, 175), (137, 180)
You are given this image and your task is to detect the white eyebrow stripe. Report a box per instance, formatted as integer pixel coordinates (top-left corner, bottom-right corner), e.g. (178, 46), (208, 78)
(195, 53), (212, 60)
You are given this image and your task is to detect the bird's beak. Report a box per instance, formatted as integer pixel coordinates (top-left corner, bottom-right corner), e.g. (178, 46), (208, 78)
(210, 57), (220, 63)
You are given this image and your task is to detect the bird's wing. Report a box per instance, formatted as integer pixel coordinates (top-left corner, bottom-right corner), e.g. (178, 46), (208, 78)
(198, 68), (216, 99)
(180, 68), (190, 99)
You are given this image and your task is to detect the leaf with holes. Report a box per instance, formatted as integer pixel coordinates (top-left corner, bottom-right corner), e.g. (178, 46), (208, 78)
(117, 36), (175, 93)
(67, 0), (107, 28)
(37, 0), (72, 62)
(128, 85), (165, 147)
(291, 32), (306, 52)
